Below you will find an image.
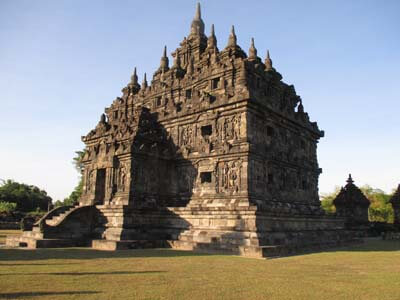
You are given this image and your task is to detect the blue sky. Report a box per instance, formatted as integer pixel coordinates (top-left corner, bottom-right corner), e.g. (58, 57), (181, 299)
(0, 0), (399, 201)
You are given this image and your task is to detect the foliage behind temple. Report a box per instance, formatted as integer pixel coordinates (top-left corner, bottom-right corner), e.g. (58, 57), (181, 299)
(0, 179), (51, 212)
(320, 185), (394, 223)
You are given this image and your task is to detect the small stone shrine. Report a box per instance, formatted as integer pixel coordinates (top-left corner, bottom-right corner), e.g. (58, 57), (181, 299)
(333, 174), (371, 227)
(7, 4), (356, 257)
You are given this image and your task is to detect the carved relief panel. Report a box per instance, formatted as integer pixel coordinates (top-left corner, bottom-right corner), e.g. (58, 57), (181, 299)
(217, 114), (241, 142)
(218, 159), (243, 194)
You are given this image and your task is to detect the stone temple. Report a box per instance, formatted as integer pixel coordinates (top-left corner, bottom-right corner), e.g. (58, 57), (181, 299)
(8, 4), (356, 257)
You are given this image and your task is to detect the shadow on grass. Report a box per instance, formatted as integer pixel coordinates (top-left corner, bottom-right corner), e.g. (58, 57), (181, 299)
(332, 239), (400, 252)
(0, 248), (210, 261)
(1, 270), (165, 276)
(271, 239), (400, 260)
(0, 263), (80, 266)
(0, 291), (99, 299)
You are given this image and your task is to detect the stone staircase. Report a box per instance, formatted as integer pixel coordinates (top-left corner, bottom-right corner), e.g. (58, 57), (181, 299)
(6, 204), (93, 249)
(44, 205), (77, 226)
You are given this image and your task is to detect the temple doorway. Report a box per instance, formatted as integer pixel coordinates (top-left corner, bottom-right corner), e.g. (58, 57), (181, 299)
(94, 168), (106, 204)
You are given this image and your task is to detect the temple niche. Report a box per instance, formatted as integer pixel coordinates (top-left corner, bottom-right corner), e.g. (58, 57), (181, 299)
(8, 4), (358, 256)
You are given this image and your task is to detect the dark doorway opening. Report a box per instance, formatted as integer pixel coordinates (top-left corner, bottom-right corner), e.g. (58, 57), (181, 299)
(95, 169), (106, 204)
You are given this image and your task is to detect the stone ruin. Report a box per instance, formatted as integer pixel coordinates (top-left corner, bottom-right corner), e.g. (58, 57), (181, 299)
(8, 4), (361, 257)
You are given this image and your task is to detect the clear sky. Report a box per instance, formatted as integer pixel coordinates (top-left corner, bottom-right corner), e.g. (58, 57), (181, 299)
(0, 0), (399, 201)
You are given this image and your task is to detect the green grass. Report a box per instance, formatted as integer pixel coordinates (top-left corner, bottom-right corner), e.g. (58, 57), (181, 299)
(0, 231), (399, 300)
(0, 230), (20, 244)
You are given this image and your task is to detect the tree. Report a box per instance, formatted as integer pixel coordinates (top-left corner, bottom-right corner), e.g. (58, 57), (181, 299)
(320, 186), (340, 214)
(0, 179), (52, 212)
(360, 185), (394, 223)
(57, 150), (85, 207)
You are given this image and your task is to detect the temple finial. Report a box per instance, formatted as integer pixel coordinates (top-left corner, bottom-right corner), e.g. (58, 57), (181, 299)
(207, 24), (217, 48)
(227, 25), (237, 47)
(159, 46), (169, 71)
(265, 50), (273, 70)
(195, 2), (201, 19)
(190, 2), (205, 36)
(128, 67), (140, 93)
(131, 67), (138, 84)
(142, 72), (148, 89)
(248, 37), (257, 59)
(347, 174), (354, 184)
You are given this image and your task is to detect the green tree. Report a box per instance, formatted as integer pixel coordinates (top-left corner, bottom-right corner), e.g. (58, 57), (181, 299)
(0, 201), (17, 213)
(60, 150), (85, 206)
(320, 186), (340, 214)
(0, 180), (51, 212)
(360, 185), (394, 223)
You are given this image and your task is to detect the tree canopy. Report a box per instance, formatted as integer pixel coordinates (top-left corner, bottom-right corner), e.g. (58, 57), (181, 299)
(55, 150), (84, 207)
(0, 179), (51, 212)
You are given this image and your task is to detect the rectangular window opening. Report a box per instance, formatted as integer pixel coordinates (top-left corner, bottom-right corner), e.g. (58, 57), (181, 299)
(201, 125), (212, 137)
(200, 172), (212, 183)
(267, 126), (275, 137)
(268, 174), (274, 184)
(212, 77), (220, 90)
(302, 180), (307, 190)
(156, 96), (162, 107)
(185, 89), (192, 100)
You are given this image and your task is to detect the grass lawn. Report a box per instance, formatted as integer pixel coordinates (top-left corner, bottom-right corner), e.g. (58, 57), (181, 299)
(0, 231), (399, 300)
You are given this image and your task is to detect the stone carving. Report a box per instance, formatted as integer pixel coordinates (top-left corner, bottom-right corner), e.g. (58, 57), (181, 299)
(180, 125), (193, 147)
(219, 115), (241, 141)
(117, 164), (127, 192)
(219, 160), (242, 193)
(87, 170), (95, 192)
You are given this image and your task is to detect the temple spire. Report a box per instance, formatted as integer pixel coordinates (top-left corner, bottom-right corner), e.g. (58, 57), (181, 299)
(346, 174), (354, 184)
(190, 2), (205, 36)
(248, 38), (257, 60)
(142, 72), (148, 89)
(159, 46), (169, 71)
(195, 2), (201, 19)
(227, 25), (237, 47)
(131, 67), (138, 84)
(207, 24), (217, 48)
(128, 67), (140, 93)
(265, 50), (273, 71)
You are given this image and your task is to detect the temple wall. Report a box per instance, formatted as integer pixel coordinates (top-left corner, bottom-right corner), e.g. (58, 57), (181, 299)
(246, 106), (321, 207)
